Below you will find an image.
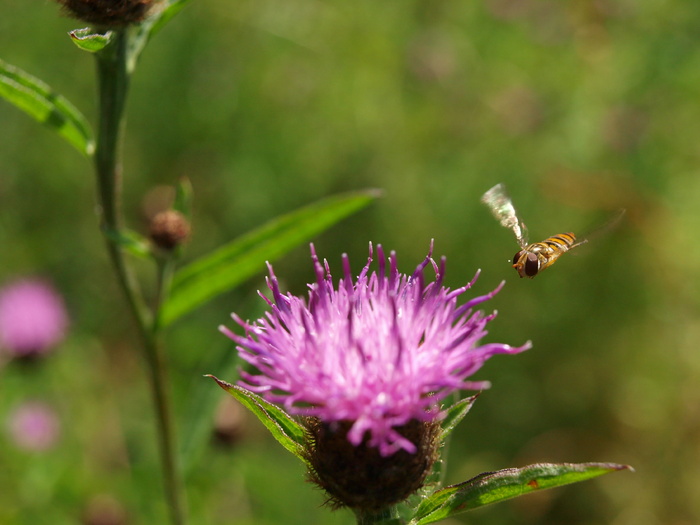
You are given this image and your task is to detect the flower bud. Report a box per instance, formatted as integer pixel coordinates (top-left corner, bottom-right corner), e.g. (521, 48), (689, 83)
(82, 494), (128, 525)
(303, 418), (441, 511)
(56, 0), (156, 27)
(149, 210), (191, 250)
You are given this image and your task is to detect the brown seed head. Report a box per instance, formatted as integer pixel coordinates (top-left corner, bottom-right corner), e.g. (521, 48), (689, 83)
(149, 210), (191, 250)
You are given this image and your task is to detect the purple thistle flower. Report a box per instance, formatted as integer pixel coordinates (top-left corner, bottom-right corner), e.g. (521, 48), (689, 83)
(221, 242), (530, 458)
(0, 279), (68, 357)
(6, 401), (61, 452)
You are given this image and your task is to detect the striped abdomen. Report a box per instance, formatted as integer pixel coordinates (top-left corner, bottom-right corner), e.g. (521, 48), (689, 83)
(512, 232), (579, 278)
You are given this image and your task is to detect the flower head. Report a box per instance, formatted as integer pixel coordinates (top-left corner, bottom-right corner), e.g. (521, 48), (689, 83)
(6, 401), (61, 452)
(221, 242), (530, 509)
(0, 279), (68, 358)
(221, 243), (529, 455)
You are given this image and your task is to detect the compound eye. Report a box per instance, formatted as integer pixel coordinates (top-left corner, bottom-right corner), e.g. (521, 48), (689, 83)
(512, 250), (524, 266)
(524, 253), (539, 277)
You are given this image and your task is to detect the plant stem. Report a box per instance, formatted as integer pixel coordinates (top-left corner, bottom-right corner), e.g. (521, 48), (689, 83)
(353, 506), (403, 525)
(94, 28), (187, 525)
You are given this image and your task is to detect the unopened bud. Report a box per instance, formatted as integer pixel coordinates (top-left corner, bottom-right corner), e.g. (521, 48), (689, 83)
(149, 210), (191, 250)
(56, 0), (156, 27)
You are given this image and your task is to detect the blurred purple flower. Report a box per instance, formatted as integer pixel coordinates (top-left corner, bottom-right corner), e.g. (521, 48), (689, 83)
(221, 243), (530, 456)
(7, 401), (61, 451)
(0, 279), (68, 357)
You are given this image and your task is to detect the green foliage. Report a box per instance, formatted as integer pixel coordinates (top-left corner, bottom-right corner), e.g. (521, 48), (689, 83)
(2, 0), (699, 523)
(69, 28), (113, 52)
(439, 395), (478, 439)
(173, 177), (194, 218)
(0, 59), (94, 156)
(146, 0), (194, 39)
(102, 226), (153, 259)
(160, 190), (379, 326)
(209, 376), (308, 465)
(411, 463), (631, 524)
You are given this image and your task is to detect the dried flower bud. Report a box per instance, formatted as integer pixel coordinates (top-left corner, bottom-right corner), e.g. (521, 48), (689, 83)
(82, 494), (128, 525)
(303, 418), (441, 510)
(56, 0), (156, 27)
(149, 210), (191, 250)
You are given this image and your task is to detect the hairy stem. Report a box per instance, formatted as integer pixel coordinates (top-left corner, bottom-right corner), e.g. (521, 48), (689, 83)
(94, 28), (187, 525)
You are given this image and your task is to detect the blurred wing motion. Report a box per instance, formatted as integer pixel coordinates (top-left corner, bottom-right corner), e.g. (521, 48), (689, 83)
(583, 208), (627, 242)
(480, 183), (528, 248)
(481, 183), (623, 279)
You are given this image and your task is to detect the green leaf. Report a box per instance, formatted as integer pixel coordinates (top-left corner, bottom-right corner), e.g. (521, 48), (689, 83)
(0, 59), (94, 156)
(173, 177), (193, 219)
(147, 0), (193, 38)
(439, 394), (479, 439)
(208, 376), (309, 464)
(69, 28), (113, 52)
(411, 462), (632, 525)
(102, 226), (153, 259)
(126, 0), (192, 70)
(160, 189), (380, 326)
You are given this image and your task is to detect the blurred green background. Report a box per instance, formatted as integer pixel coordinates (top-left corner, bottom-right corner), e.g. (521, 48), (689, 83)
(2, 1), (699, 524)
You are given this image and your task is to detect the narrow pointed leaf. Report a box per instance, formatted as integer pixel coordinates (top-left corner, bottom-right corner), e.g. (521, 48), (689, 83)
(69, 28), (113, 52)
(102, 226), (153, 259)
(173, 177), (193, 219)
(416, 395), (481, 491)
(126, 0), (192, 69)
(147, 0), (193, 38)
(411, 462), (632, 525)
(0, 59), (94, 156)
(161, 190), (380, 326)
(440, 394), (479, 438)
(208, 375), (308, 464)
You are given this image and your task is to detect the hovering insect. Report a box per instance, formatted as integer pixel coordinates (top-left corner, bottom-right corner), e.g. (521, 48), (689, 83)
(481, 183), (588, 278)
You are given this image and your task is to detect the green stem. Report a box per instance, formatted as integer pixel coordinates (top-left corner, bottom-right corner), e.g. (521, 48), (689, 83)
(94, 28), (187, 525)
(353, 506), (403, 525)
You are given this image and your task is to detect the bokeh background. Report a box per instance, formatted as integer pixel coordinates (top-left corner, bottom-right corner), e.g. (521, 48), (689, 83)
(1, 1), (699, 524)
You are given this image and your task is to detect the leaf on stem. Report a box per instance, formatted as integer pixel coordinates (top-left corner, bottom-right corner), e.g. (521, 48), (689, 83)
(102, 226), (153, 259)
(0, 59), (95, 156)
(439, 394), (479, 439)
(147, 0), (193, 38)
(160, 189), (380, 326)
(173, 177), (193, 219)
(126, 0), (192, 70)
(411, 462), (632, 525)
(207, 375), (309, 464)
(69, 28), (114, 52)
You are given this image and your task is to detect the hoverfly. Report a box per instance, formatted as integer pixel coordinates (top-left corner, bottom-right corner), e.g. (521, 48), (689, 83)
(481, 183), (588, 279)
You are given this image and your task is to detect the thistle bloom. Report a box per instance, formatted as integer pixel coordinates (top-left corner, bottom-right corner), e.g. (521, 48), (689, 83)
(221, 243), (530, 457)
(6, 401), (61, 452)
(0, 279), (68, 358)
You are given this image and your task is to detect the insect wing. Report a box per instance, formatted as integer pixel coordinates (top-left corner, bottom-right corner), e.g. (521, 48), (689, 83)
(481, 183), (528, 248)
(572, 208), (626, 247)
